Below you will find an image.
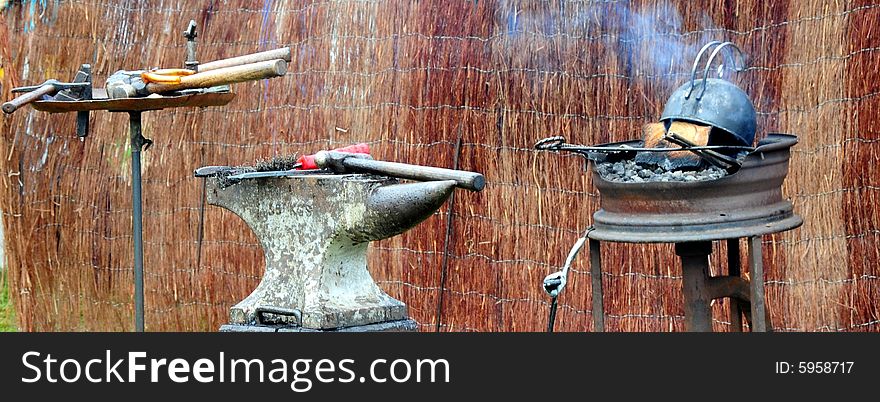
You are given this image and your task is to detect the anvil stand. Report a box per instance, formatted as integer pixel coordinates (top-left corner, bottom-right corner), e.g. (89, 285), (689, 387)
(31, 91), (235, 331)
(587, 237), (772, 332)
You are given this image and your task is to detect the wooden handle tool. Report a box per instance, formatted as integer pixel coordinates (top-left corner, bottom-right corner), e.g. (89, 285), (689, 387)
(145, 59), (287, 94)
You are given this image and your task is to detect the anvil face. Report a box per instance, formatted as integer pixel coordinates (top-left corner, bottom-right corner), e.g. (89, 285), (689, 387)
(206, 173), (455, 330)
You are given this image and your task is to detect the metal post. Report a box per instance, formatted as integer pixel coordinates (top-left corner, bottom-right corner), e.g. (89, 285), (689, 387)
(675, 241), (713, 332)
(726, 238), (743, 332)
(748, 236), (767, 332)
(589, 239), (605, 332)
(129, 111), (148, 332)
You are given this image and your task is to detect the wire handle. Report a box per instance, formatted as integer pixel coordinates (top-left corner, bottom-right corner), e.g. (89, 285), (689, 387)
(544, 231), (591, 332)
(686, 41), (747, 100)
(534, 136), (567, 151)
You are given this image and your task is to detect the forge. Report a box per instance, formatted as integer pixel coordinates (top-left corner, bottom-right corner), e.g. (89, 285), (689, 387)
(536, 42), (803, 332)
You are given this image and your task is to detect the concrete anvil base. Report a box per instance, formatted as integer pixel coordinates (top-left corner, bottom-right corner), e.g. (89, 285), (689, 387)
(206, 173), (455, 331)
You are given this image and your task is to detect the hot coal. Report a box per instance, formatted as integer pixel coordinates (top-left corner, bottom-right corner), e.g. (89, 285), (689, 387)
(596, 160), (728, 183)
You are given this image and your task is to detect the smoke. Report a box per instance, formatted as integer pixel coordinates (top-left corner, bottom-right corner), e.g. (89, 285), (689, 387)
(499, 0), (738, 86)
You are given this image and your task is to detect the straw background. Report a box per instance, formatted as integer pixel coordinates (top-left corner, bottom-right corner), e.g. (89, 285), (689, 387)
(0, 0), (877, 331)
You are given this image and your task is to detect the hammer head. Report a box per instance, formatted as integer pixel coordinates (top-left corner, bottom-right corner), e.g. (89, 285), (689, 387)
(105, 70), (149, 99)
(11, 79), (89, 94)
(54, 64), (93, 101)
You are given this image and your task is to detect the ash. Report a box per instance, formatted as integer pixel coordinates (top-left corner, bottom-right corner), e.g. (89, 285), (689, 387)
(596, 160), (727, 183)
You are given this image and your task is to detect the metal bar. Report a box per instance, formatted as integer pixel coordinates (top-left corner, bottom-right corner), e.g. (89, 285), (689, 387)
(589, 239), (605, 332)
(676, 242), (713, 332)
(748, 235), (767, 332)
(195, 179), (206, 272)
(664, 132), (741, 171)
(547, 297), (559, 332)
(129, 112), (146, 332)
(727, 238), (743, 332)
(434, 135), (462, 332)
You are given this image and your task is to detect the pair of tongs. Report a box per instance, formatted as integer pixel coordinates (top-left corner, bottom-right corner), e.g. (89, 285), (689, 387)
(534, 136), (753, 160)
(141, 69), (196, 84)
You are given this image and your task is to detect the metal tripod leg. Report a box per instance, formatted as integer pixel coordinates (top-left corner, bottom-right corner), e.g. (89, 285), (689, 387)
(589, 239), (605, 332)
(129, 111), (152, 332)
(748, 236), (768, 332)
(727, 238), (743, 332)
(676, 241), (714, 332)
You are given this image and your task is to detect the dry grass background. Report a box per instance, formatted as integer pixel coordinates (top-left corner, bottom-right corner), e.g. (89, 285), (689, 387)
(0, 0), (877, 331)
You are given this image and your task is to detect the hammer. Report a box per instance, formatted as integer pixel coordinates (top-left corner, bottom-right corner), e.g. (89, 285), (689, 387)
(313, 150), (486, 192)
(107, 59), (288, 98)
(2, 79), (90, 114)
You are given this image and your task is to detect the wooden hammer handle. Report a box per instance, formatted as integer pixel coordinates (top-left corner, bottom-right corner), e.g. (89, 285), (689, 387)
(2, 84), (56, 114)
(320, 154), (485, 192)
(145, 59), (287, 94)
(198, 47), (291, 72)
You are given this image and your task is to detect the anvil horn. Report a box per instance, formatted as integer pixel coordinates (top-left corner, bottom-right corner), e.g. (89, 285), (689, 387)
(348, 180), (456, 243)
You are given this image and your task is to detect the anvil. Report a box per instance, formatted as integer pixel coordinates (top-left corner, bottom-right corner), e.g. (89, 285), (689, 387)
(205, 173), (456, 332)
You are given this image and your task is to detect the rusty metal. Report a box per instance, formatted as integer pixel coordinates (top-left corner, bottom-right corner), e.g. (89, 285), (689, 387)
(536, 133), (800, 332)
(30, 89), (235, 113)
(727, 239), (744, 331)
(676, 242), (714, 331)
(535, 43), (796, 332)
(748, 236), (768, 332)
(587, 134), (802, 243)
(589, 238), (605, 332)
(672, 241), (772, 332)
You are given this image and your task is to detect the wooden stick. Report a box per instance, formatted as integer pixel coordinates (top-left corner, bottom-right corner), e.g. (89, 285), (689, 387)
(145, 59), (287, 94)
(2, 84), (56, 114)
(198, 47), (292, 72)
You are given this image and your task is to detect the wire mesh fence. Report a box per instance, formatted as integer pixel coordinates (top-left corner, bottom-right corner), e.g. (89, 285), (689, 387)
(0, 0), (877, 331)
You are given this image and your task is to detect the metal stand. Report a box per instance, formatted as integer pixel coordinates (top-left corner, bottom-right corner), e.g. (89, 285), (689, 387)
(589, 239), (605, 332)
(24, 85), (233, 333)
(128, 112), (151, 332)
(589, 236), (770, 332)
(748, 236), (766, 332)
(726, 239), (743, 331)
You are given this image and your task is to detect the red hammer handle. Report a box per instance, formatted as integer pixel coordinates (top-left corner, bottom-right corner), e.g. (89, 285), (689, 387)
(297, 143), (371, 170)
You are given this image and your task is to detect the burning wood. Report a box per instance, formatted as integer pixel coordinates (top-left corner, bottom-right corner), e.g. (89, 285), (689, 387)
(635, 121), (711, 170)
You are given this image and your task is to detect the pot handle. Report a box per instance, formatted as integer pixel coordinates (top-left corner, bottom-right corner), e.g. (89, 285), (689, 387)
(686, 41), (747, 100)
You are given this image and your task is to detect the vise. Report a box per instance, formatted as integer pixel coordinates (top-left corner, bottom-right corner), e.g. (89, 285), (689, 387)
(201, 163), (476, 332)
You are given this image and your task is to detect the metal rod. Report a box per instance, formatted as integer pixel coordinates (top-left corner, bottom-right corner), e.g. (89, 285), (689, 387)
(676, 242), (714, 332)
(547, 297), (559, 332)
(589, 239), (605, 332)
(129, 111), (146, 332)
(561, 144), (754, 153)
(748, 236), (767, 332)
(663, 132), (741, 171)
(726, 238), (743, 332)
(435, 135), (462, 332)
